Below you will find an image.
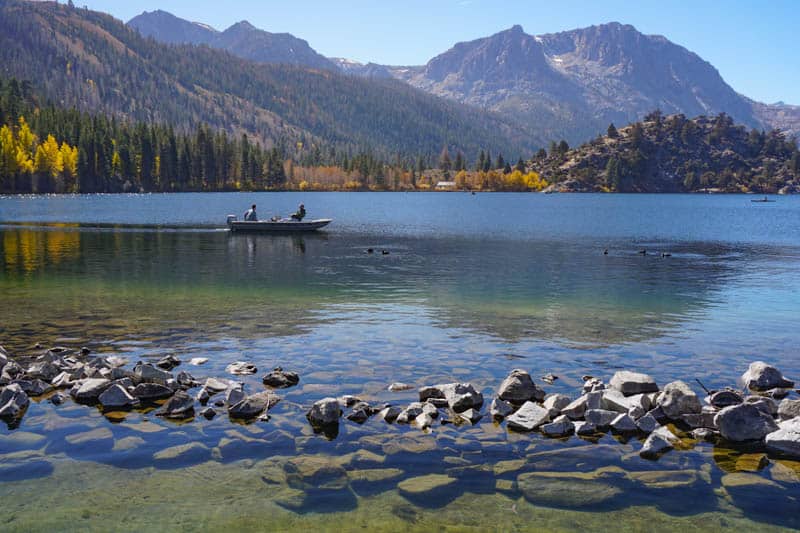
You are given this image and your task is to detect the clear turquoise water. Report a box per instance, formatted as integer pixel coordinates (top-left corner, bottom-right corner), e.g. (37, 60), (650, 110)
(0, 193), (798, 531)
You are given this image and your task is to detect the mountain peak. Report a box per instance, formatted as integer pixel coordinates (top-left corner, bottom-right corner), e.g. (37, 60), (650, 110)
(506, 24), (525, 34)
(228, 20), (256, 31)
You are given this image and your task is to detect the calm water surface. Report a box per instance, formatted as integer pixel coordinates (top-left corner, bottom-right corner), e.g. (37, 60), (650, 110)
(0, 193), (799, 531)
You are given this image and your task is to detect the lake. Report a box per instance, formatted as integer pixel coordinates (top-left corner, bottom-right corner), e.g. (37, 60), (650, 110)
(1, 192), (799, 531)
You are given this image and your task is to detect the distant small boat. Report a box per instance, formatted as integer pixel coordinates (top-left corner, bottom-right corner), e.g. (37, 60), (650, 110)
(226, 215), (332, 232)
(751, 196), (775, 203)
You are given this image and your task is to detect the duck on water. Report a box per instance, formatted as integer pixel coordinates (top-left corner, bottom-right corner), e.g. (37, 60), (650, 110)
(227, 203), (332, 232)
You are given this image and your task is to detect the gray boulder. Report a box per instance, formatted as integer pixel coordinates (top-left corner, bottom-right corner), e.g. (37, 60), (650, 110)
(636, 413), (660, 434)
(490, 398), (514, 419)
(740, 361), (794, 391)
(416, 412), (435, 430)
(657, 380), (701, 419)
(602, 389), (651, 413)
(609, 371), (658, 396)
(0, 383), (29, 419)
(561, 395), (589, 420)
(262, 368), (300, 388)
(714, 403), (779, 442)
(765, 418), (800, 458)
(132, 382), (174, 401)
(98, 384), (138, 409)
(200, 407), (217, 420)
(307, 397), (341, 427)
(543, 394), (571, 418)
(157, 391), (195, 419)
(439, 382), (483, 413)
(744, 396), (778, 416)
(574, 420), (597, 436)
(133, 363), (172, 385)
(458, 408), (482, 425)
(11, 379), (51, 396)
(377, 405), (403, 423)
(778, 399), (800, 420)
(541, 415), (574, 437)
(225, 385), (245, 407)
(396, 402), (424, 424)
(640, 426), (678, 459)
(225, 361), (257, 375)
(497, 369), (544, 403)
(203, 377), (230, 393)
(610, 413), (638, 433)
(25, 361), (61, 382)
(70, 378), (111, 402)
(229, 391), (276, 419)
(155, 355), (181, 370)
(506, 401), (549, 432)
(418, 385), (445, 401)
(585, 409), (618, 429)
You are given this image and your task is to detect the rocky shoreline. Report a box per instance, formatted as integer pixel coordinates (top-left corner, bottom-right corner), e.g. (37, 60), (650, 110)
(1, 344), (799, 462)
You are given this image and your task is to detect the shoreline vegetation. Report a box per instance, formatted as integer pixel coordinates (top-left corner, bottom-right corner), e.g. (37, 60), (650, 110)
(1, 78), (798, 195)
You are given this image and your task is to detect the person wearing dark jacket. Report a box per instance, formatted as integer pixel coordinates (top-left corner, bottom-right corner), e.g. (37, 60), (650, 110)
(291, 204), (306, 221)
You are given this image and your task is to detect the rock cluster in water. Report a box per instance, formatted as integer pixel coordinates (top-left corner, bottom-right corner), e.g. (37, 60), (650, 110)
(0, 344), (295, 428)
(2, 343), (799, 462)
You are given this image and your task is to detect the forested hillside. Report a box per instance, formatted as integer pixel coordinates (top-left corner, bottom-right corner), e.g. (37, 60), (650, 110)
(529, 112), (800, 193)
(0, 0), (535, 164)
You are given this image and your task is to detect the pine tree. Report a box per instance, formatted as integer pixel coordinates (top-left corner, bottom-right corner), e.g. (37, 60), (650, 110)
(439, 146), (452, 171)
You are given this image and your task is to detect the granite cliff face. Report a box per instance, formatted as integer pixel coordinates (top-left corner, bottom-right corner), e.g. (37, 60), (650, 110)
(392, 23), (764, 144)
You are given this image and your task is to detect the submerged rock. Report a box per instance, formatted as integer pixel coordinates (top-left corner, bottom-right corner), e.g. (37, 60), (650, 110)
(497, 369), (545, 403)
(765, 417), (800, 458)
(741, 361), (794, 391)
(609, 371), (658, 396)
(200, 407), (217, 420)
(657, 380), (701, 419)
(517, 471), (623, 508)
(262, 368), (300, 389)
(388, 382), (414, 392)
(506, 401), (550, 432)
(715, 403), (779, 442)
(398, 474), (458, 499)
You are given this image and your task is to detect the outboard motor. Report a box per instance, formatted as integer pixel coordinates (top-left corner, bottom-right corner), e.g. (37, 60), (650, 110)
(226, 215), (237, 226)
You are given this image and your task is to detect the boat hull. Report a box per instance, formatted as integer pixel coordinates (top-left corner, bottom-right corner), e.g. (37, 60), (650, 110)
(228, 219), (332, 232)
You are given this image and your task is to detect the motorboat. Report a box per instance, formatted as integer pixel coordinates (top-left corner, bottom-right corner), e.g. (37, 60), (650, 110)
(226, 215), (332, 232)
(750, 196), (775, 203)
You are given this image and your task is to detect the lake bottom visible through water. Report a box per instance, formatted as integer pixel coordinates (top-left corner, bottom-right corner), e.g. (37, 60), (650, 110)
(0, 193), (799, 531)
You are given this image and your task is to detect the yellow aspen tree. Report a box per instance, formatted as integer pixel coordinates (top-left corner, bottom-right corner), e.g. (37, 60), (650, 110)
(15, 117), (36, 174)
(34, 134), (64, 178)
(0, 125), (18, 176)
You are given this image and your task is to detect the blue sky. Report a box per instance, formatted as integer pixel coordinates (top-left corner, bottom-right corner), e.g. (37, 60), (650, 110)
(78, 0), (799, 104)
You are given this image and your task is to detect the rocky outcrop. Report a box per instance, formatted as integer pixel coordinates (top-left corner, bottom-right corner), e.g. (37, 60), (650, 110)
(157, 391), (195, 419)
(0, 383), (29, 419)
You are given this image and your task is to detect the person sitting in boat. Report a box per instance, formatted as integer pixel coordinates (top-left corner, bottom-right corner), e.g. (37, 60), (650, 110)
(290, 204), (306, 221)
(244, 204), (258, 221)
